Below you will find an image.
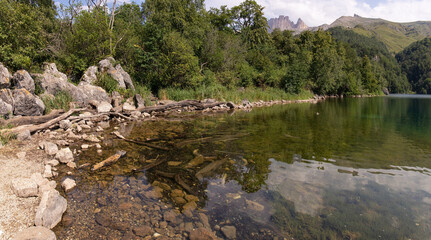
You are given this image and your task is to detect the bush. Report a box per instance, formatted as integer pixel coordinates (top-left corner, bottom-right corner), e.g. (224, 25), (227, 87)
(42, 91), (73, 113)
(95, 74), (119, 94)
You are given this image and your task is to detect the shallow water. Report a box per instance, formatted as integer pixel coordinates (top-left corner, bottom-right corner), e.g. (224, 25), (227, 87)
(55, 96), (431, 239)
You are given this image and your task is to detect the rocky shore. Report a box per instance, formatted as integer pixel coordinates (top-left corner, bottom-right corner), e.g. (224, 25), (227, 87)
(0, 58), (329, 239)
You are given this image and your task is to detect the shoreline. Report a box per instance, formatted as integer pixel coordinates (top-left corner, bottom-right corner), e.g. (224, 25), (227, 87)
(1, 94), (374, 239)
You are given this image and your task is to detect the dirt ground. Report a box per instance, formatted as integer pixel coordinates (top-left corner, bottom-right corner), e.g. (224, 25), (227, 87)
(0, 138), (45, 240)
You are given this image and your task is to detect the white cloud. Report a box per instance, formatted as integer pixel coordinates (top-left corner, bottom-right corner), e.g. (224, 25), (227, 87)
(205, 0), (431, 27)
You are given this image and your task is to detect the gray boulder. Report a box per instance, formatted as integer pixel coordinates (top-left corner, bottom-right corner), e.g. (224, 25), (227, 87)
(33, 63), (109, 105)
(0, 88), (14, 106)
(107, 67), (126, 89)
(115, 64), (134, 90)
(0, 98), (13, 116)
(77, 82), (110, 103)
(0, 62), (11, 88)
(96, 101), (112, 113)
(35, 189), (67, 229)
(98, 57), (115, 72)
(81, 66), (98, 84)
(16, 129), (31, 141)
(13, 89), (45, 116)
(12, 70), (35, 93)
(12, 226), (56, 240)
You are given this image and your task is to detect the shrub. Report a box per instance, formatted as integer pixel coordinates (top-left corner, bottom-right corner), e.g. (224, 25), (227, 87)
(42, 91), (73, 113)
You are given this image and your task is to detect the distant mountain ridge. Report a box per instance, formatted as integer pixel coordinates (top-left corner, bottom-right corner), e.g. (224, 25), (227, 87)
(267, 14), (431, 53)
(267, 15), (308, 33)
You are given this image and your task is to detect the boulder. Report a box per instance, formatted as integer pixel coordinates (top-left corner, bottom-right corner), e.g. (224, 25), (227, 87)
(59, 120), (71, 130)
(33, 63), (109, 105)
(11, 178), (38, 198)
(134, 94), (145, 108)
(0, 98), (13, 116)
(115, 64), (135, 90)
(0, 88), (14, 106)
(96, 101), (112, 113)
(12, 70), (35, 93)
(81, 66), (98, 84)
(35, 189), (67, 229)
(98, 57), (115, 72)
(61, 178), (76, 192)
(0, 62), (11, 88)
(77, 82), (110, 103)
(12, 226), (56, 240)
(55, 148), (74, 163)
(122, 101), (136, 111)
(12, 89), (45, 116)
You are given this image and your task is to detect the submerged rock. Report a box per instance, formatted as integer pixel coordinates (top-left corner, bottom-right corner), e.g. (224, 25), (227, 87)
(221, 225), (237, 239)
(189, 227), (219, 240)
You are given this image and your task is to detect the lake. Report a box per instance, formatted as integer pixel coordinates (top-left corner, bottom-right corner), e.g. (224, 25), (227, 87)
(55, 95), (431, 239)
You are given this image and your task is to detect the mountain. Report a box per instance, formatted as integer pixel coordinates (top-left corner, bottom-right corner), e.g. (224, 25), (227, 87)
(267, 15), (308, 33)
(268, 14), (431, 53)
(327, 14), (431, 53)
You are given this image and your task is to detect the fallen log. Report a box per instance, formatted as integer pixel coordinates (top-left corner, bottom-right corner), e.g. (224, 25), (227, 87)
(0, 110), (64, 127)
(144, 157), (167, 171)
(112, 131), (170, 151)
(92, 150), (127, 171)
(0, 108), (86, 135)
(175, 174), (193, 194)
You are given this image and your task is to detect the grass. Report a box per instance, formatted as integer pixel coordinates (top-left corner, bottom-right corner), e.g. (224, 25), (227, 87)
(41, 91), (73, 114)
(158, 85), (314, 103)
(0, 123), (16, 145)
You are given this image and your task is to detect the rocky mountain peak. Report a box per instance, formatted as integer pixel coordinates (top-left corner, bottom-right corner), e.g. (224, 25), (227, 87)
(268, 15), (309, 33)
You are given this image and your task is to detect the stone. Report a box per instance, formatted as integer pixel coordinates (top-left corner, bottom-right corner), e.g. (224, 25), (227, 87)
(12, 89), (45, 116)
(81, 66), (98, 84)
(116, 64), (135, 90)
(41, 142), (58, 155)
(11, 178), (38, 198)
(12, 70), (35, 93)
(171, 189), (185, 198)
(97, 121), (110, 129)
(168, 161), (182, 166)
(221, 226), (236, 239)
(0, 88), (14, 106)
(133, 226), (152, 237)
(16, 130), (31, 141)
(43, 165), (53, 178)
(134, 94), (145, 108)
(111, 91), (122, 107)
(0, 62), (11, 88)
(173, 197), (187, 205)
(163, 210), (178, 223)
(0, 98), (13, 117)
(55, 148), (74, 163)
(245, 199), (264, 211)
(61, 178), (76, 192)
(66, 162), (76, 169)
(12, 226), (56, 240)
(198, 213), (210, 229)
(182, 201), (197, 212)
(84, 134), (100, 143)
(185, 194), (199, 202)
(95, 212), (111, 227)
(189, 228), (219, 240)
(98, 57), (115, 72)
(16, 152), (26, 159)
(97, 101), (112, 113)
(45, 160), (59, 167)
(59, 120), (71, 130)
(35, 189), (67, 229)
(122, 101), (136, 111)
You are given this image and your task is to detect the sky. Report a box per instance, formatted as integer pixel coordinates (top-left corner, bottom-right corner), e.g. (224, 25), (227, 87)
(56, 0), (431, 27)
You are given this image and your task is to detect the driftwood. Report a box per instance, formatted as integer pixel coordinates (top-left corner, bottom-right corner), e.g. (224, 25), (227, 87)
(92, 150), (127, 171)
(112, 131), (170, 151)
(0, 110), (64, 127)
(175, 174), (193, 194)
(144, 157), (167, 171)
(195, 158), (228, 180)
(137, 100), (229, 113)
(154, 170), (176, 178)
(0, 108), (86, 135)
(176, 132), (249, 148)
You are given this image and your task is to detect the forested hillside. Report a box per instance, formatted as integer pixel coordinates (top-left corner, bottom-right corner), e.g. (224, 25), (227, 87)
(396, 38), (431, 94)
(0, 0), (419, 99)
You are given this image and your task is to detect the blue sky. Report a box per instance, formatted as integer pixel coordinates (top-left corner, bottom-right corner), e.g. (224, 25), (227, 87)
(56, 0), (431, 26)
